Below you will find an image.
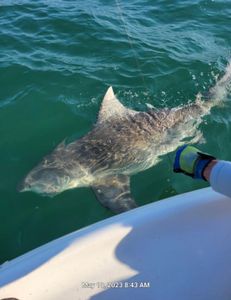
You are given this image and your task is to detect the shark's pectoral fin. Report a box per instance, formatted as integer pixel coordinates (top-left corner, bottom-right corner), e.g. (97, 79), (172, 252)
(92, 174), (138, 214)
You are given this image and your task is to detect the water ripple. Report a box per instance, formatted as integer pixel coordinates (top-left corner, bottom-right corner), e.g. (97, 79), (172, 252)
(1, 0), (231, 265)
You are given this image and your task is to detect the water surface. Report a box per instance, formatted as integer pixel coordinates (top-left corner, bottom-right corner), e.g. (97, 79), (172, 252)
(0, 0), (231, 263)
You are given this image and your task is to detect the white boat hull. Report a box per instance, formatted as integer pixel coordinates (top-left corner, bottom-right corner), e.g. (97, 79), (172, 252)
(1, 187), (231, 300)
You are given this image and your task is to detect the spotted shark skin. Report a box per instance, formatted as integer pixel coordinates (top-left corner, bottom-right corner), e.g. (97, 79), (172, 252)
(19, 62), (231, 213)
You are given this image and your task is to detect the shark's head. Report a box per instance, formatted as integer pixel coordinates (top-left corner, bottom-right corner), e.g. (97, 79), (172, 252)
(18, 165), (75, 197)
(17, 145), (82, 197)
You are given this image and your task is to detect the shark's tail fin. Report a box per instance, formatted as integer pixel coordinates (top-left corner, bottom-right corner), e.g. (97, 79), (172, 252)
(208, 60), (231, 104)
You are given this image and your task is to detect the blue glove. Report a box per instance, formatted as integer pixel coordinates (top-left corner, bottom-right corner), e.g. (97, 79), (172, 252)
(173, 145), (215, 180)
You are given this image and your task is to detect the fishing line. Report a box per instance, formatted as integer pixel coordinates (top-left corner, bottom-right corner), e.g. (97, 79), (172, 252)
(115, 0), (148, 90)
(115, 0), (174, 174)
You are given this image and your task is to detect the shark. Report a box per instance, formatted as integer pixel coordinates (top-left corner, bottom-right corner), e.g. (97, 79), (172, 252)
(18, 62), (231, 213)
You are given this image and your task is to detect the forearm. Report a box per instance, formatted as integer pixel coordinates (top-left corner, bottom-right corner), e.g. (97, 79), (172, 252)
(203, 160), (218, 181)
(207, 160), (231, 198)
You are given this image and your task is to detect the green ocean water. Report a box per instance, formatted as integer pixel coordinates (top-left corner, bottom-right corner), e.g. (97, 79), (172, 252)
(0, 0), (231, 264)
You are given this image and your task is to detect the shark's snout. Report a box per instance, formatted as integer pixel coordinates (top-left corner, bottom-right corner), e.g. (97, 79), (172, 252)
(17, 178), (30, 193)
(17, 165), (76, 197)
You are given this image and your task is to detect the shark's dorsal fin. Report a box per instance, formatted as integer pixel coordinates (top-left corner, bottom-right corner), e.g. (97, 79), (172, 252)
(97, 86), (127, 123)
(54, 139), (66, 152)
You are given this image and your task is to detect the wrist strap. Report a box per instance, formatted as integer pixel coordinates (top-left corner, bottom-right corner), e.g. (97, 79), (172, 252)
(194, 152), (216, 180)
